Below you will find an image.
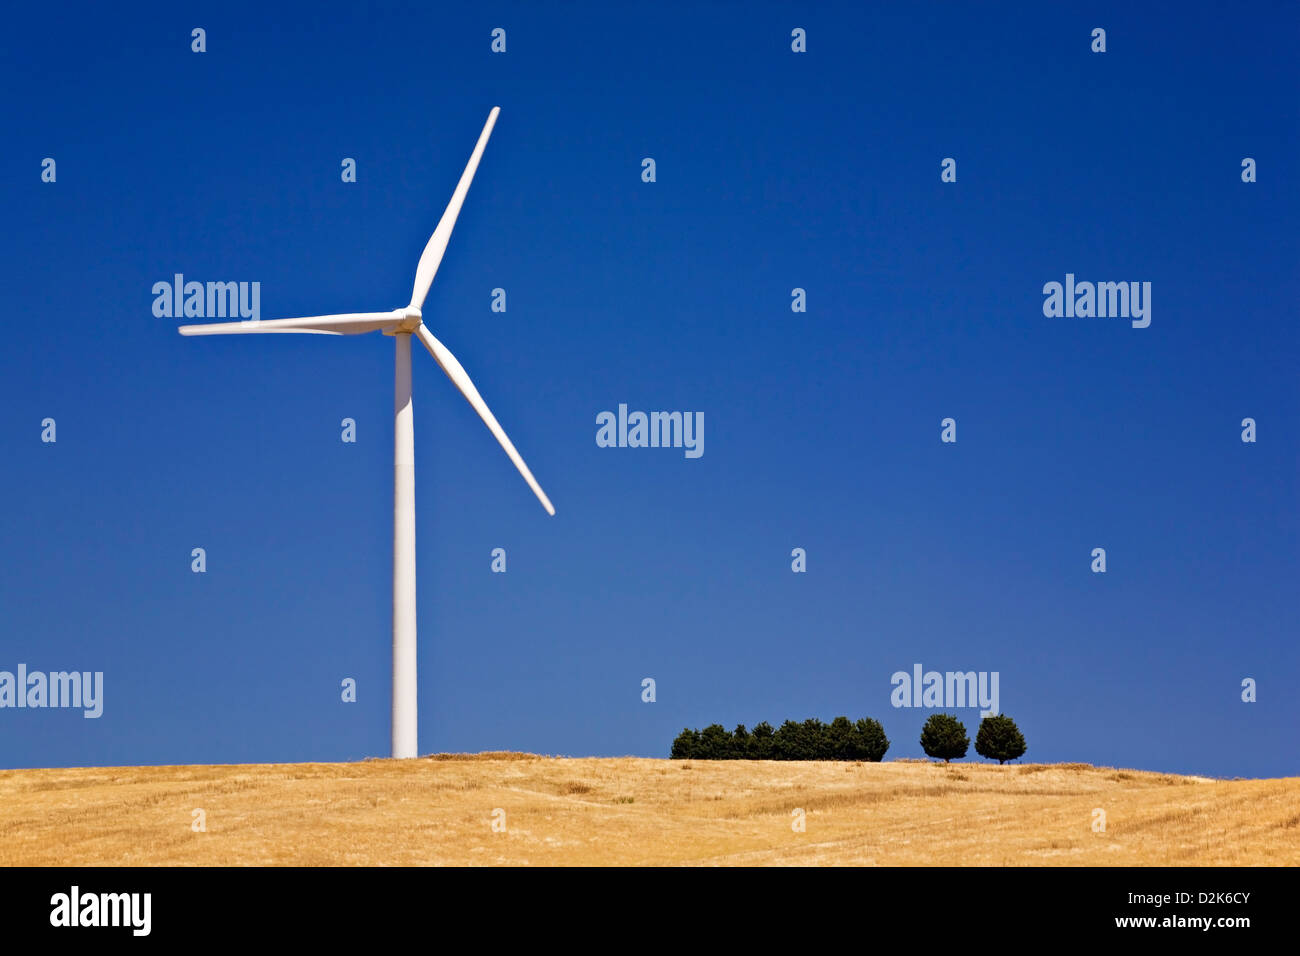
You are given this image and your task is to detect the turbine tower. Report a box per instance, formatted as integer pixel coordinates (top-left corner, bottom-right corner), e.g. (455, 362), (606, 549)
(178, 108), (554, 758)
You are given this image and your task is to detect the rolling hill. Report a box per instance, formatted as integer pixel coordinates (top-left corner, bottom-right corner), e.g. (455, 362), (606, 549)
(1, 755), (1295, 866)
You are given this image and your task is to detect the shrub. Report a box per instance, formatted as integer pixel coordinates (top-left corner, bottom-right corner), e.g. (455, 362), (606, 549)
(920, 713), (969, 763)
(974, 714), (1027, 764)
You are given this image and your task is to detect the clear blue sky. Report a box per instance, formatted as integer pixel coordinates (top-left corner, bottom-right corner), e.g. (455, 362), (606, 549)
(2, 2), (1296, 777)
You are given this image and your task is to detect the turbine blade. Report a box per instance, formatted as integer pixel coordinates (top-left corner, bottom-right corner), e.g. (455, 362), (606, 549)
(408, 107), (500, 310)
(179, 312), (401, 336)
(415, 324), (555, 516)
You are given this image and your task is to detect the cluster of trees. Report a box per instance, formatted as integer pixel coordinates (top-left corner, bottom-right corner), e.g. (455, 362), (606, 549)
(924, 713), (1027, 764)
(670, 713), (1028, 764)
(671, 716), (890, 761)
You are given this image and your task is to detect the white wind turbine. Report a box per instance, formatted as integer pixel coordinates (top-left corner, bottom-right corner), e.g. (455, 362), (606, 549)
(178, 107), (554, 758)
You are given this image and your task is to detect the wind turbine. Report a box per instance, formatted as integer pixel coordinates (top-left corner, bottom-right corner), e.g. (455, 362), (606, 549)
(178, 107), (554, 758)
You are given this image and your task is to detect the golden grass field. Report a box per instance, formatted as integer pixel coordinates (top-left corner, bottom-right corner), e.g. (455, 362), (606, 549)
(1, 754), (1296, 866)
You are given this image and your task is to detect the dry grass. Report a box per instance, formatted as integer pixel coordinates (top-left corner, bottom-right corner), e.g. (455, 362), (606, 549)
(0, 756), (1295, 866)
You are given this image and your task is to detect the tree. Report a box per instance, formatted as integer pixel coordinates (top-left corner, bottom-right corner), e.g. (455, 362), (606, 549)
(852, 717), (890, 761)
(828, 716), (857, 759)
(672, 716), (891, 761)
(731, 724), (752, 759)
(802, 718), (833, 759)
(670, 727), (699, 759)
(920, 713), (969, 763)
(698, 723), (732, 759)
(974, 714), (1027, 764)
(772, 720), (806, 760)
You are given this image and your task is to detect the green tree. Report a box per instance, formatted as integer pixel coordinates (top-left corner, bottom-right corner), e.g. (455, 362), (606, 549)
(974, 714), (1027, 764)
(920, 713), (969, 763)
(828, 716), (856, 759)
(731, 724), (752, 759)
(852, 717), (890, 761)
(672, 716), (892, 761)
(698, 723), (733, 760)
(772, 720), (806, 760)
(670, 727), (699, 759)
(802, 717), (833, 759)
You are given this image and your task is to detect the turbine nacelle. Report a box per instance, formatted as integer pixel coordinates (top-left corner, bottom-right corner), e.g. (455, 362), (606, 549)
(385, 306), (424, 335)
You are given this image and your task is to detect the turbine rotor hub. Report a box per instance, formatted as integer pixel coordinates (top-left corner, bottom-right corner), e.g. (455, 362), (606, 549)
(394, 306), (423, 333)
